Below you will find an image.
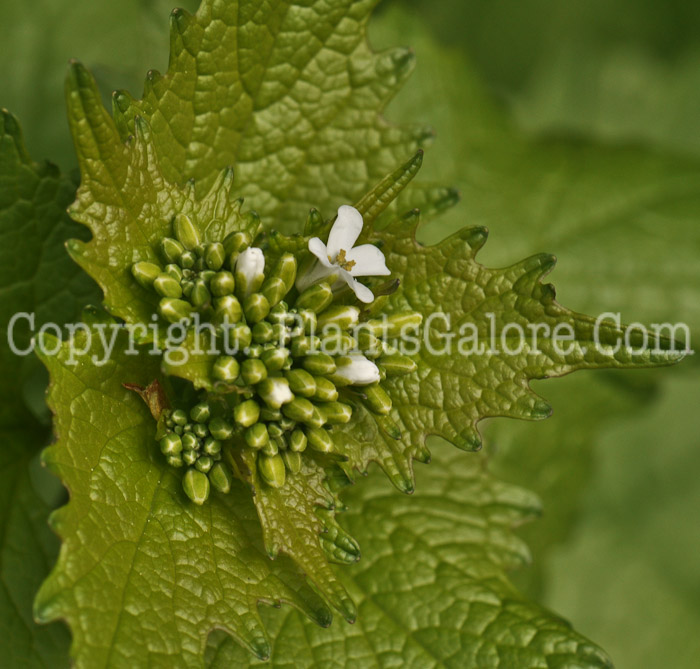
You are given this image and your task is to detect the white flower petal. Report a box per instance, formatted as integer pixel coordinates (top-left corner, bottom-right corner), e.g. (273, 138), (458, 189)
(308, 237), (333, 267)
(344, 244), (391, 277)
(334, 354), (381, 385)
(327, 205), (363, 259)
(268, 378), (293, 406)
(236, 247), (265, 279)
(349, 279), (375, 303)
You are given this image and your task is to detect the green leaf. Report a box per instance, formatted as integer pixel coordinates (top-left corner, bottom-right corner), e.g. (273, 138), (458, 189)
(111, 0), (432, 230)
(0, 109), (100, 666)
(330, 214), (683, 492)
(35, 328), (337, 665)
(206, 444), (612, 668)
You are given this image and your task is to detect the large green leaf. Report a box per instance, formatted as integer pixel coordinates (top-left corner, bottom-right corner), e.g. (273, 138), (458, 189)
(206, 444), (612, 668)
(111, 0), (434, 230)
(35, 328), (337, 665)
(0, 109), (100, 666)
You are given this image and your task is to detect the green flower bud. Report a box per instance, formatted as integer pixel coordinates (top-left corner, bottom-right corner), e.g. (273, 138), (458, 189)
(204, 242), (226, 271)
(320, 333), (357, 356)
(193, 423), (209, 439)
(261, 347), (289, 372)
(266, 301), (289, 324)
(173, 213), (201, 250)
(317, 305), (360, 330)
(289, 429), (307, 452)
(183, 467), (210, 504)
(202, 437), (221, 456)
(252, 321), (274, 344)
(182, 432), (199, 450)
(165, 263), (183, 281)
(246, 343), (263, 358)
(281, 397), (315, 423)
(363, 383), (392, 415)
(261, 277), (287, 307)
(267, 422), (284, 438)
(243, 293), (270, 324)
(166, 454), (184, 468)
(191, 278), (211, 308)
(245, 423), (269, 449)
(357, 329), (383, 358)
(182, 280), (194, 298)
(285, 369), (316, 398)
(260, 407), (282, 422)
(379, 353), (417, 375)
(208, 462), (233, 494)
(271, 323), (289, 345)
(291, 335), (321, 357)
(190, 403), (211, 423)
(234, 399), (260, 427)
(298, 309), (317, 334)
(279, 416), (296, 431)
(195, 455), (213, 473)
(214, 295), (243, 325)
(312, 376), (338, 402)
(183, 450), (198, 466)
(225, 323), (251, 352)
(207, 418), (232, 441)
(282, 450), (302, 475)
(321, 401), (353, 424)
(212, 355), (240, 383)
(178, 251), (196, 269)
(131, 261), (161, 289)
(209, 270), (234, 297)
(160, 237), (185, 264)
(258, 453), (286, 488)
(302, 352), (336, 376)
(365, 313), (423, 338)
(241, 358), (268, 385)
(223, 230), (251, 257)
(171, 409), (188, 426)
(257, 378), (293, 409)
(160, 433), (183, 455)
(173, 426), (183, 435)
(306, 406), (326, 429)
(306, 427), (334, 454)
(159, 298), (193, 324)
(154, 273), (183, 299)
(295, 282), (333, 313)
(262, 438), (280, 457)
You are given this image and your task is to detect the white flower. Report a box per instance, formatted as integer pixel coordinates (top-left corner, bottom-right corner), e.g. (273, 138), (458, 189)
(296, 205), (390, 303)
(235, 247), (265, 297)
(334, 353), (381, 386)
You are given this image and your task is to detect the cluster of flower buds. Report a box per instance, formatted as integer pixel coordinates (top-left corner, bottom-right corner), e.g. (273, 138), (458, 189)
(139, 209), (421, 499)
(158, 402), (235, 504)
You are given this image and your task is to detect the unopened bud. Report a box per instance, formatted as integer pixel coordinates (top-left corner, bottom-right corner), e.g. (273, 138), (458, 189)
(285, 369), (316, 398)
(212, 355), (240, 383)
(295, 282), (333, 313)
(210, 271), (235, 297)
(363, 383), (392, 415)
(171, 409), (188, 426)
(257, 377), (293, 409)
(208, 417), (234, 441)
(379, 353), (417, 376)
(154, 273), (183, 299)
(203, 437), (221, 457)
(173, 213), (200, 250)
(306, 427), (334, 454)
(317, 305), (360, 330)
(291, 335), (321, 357)
(178, 251), (196, 269)
(245, 423), (269, 449)
(182, 468), (210, 504)
(165, 263), (183, 281)
(282, 397), (315, 423)
(208, 462), (233, 493)
(182, 433), (198, 451)
(159, 298), (193, 324)
(313, 377), (338, 402)
(261, 346), (289, 372)
(258, 453), (286, 488)
(204, 242), (226, 271)
(234, 399), (260, 427)
(282, 450), (302, 474)
(252, 321), (274, 344)
(243, 293), (270, 324)
(160, 433), (183, 455)
(302, 352), (337, 376)
(261, 277), (287, 307)
(235, 247), (265, 298)
(214, 295), (243, 324)
(238, 359), (266, 385)
(166, 454), (184, 468)
(289, 429), (307, 453)
(195, 455), (214, 473)
(183, 450), (198, 466)
(332, 354), (380, 386)
(320, 401), (352, 424)
(131, 262), (161, 289)
(160, 237), (185, 264)
(190, 279), (211, 308)
(223, 230), (251, 257)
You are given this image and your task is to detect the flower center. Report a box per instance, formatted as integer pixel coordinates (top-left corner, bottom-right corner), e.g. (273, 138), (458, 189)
(331, 248), (356, 272)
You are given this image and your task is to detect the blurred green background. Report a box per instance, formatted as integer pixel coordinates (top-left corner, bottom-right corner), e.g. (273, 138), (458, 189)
(1, 1), (698, 667)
